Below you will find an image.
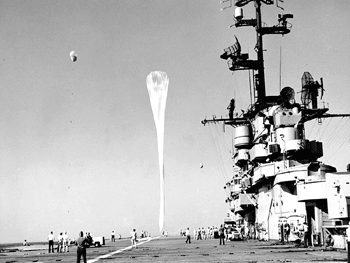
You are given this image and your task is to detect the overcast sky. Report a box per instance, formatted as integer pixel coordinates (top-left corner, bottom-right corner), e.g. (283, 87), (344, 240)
(1, 0), (350, 243)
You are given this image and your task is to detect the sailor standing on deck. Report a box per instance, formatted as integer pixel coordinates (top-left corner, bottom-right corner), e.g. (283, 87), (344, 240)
(47, 231), (55, 253)
(197, 228), (202, 240)
(76, 231), (88, 263)
(111, 231), (115, 242)
(284, 223), (291, 243)
(62, 232), (69, 252)
(130, 229), (137, 249)
(303, 222), (309, 248)
(219, 224), (225, 245)
(57, 232), (63, 253)
(185, 228), (191, 243)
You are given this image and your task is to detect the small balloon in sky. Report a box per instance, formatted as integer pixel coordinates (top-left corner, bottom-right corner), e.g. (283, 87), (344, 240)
(70, 51), (77, 62)
(200, 163), (204, 168)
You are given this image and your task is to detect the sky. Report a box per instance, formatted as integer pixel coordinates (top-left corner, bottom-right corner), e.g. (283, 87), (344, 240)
(0, 0), (350, 243)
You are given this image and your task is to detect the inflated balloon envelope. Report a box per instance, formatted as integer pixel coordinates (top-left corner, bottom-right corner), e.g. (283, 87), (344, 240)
(146, 71), (169, 233)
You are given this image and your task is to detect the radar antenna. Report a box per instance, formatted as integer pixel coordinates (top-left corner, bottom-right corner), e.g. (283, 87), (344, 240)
(301, 72), (323, 109)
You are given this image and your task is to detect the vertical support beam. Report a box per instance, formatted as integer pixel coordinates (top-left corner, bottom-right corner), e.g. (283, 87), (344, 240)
(314, 205), (321, 246)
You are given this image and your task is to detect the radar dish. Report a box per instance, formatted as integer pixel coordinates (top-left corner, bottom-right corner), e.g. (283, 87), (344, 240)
(302, 72), (314, 88)
(301, 89), (311, 106)
(280, 86), (295, 104)
(301, 72), (316, 106)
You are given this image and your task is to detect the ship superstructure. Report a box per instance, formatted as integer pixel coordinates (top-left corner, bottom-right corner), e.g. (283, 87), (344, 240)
(203, 0), (350, 248)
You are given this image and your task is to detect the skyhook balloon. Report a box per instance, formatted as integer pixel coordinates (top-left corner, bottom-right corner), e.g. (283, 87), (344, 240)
(146, 71), (169, 233)
(70, 51), (77, 62)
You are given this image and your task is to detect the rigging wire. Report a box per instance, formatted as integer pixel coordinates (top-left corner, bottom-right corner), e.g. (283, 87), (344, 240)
(223, 73), (235, 107)
(303, 117), (350, 170)
(325, 118), (349, 154)
(208, 125), (227, 180)
(279, 42), (282, 92)
(319, 119), (342, 157)
(326, 118), (350, 164)
(233, 72), (236, 99)
(230, 66), (251, 113)
(198, 127), (233, 199)
(209, 123), (236, 199)
(321, 118), (335, 146)
(207, 123), (232, 184)
(322, 119), (348, 166)
(215, 123), (234, 176)
(305, 119), (317, 139)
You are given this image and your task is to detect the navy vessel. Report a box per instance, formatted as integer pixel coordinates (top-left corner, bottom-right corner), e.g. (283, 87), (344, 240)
(202, 0), (350, 248)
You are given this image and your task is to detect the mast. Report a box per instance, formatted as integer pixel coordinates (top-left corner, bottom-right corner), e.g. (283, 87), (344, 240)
(201, 1), (349, 127)
(255, 0), (266, 100)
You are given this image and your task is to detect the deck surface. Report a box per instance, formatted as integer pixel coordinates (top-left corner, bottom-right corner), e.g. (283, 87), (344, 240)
(0, 236), (348, 263)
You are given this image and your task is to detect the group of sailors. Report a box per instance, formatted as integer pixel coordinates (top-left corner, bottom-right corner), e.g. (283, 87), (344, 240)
(180, 226), (219, 240)
(110, 231), (122, 242)
(179, 221), (350, 250)
(180, 224), (266, 241)
(194, 227), (215, 240)
(47, 231), (74, 253)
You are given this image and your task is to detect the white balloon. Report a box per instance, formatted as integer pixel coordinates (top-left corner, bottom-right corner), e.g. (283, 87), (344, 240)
(70, 51), (77, 62)
(146, 71), (169, 234)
